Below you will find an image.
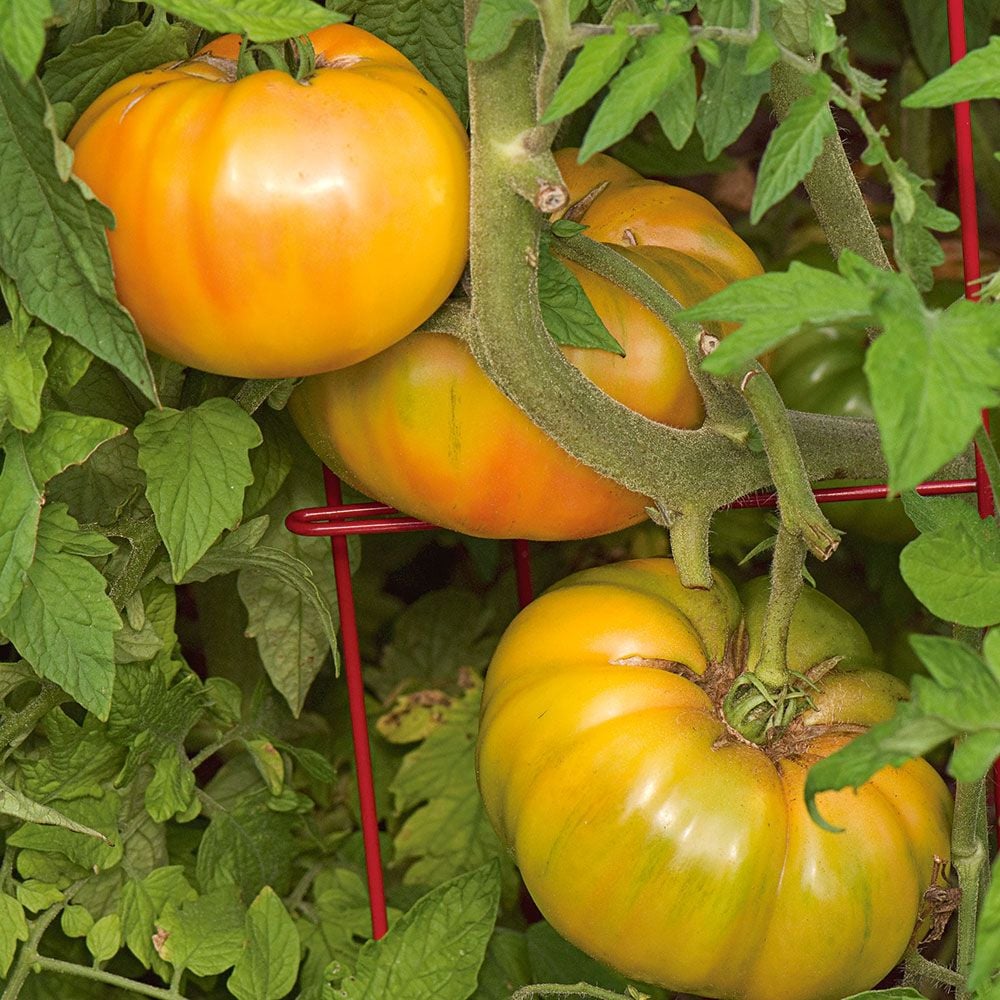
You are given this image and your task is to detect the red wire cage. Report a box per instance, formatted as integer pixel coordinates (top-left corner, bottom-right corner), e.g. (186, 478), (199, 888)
(286, 0), (997, 944)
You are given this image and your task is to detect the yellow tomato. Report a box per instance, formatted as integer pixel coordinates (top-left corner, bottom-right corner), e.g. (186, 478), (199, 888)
(68, 24), (469, 378)
(478, 558), (952, 1000)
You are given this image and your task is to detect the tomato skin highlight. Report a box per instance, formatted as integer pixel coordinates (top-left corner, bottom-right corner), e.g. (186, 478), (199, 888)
(68, 24), (470, 378)
(289, 151), (763, 540)
(477, 558), (952, 1000)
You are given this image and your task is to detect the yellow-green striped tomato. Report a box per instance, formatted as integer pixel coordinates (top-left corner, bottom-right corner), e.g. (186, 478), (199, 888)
(477, 558), (952, 1000)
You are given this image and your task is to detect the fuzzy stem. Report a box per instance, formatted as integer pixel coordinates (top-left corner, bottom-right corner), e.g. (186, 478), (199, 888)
(752, 525), (808, 689)
(739, 371), (840, 560)
(952, 775), (989, 997)
(510, 985), (633, 1000)
(769, 61), (892, 271)
(31, 958), (190, 1000)
(1, 902), (64, 1000)
(106, 516), (161, 610)
(0, 681), (67, 753)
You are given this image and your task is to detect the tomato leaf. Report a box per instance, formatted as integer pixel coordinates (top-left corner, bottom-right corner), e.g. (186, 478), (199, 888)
(0, 894), (29, 978)
(85, 914), (122, 964)
(391, 681), (512, 889)
(119, 868), (198, 975)
(41, 19), (189, 114)
(227, 887), (300, 1000)
(0, 62), (156, 401)
(0, 504), (121, 719)
(541, 15), (639, 125)
(0, 322), (49, 435)
(116, 0), (344, 41)
(353, 0), (468, 125)
(135, 398), (263, 582)
(771, 0), (845, 54)
(0, 777), (111, 842)
(695, 0), (770, 159)
(0, 412), (123, 617)
(0, 0), (51, 81)
(900, 516), (1000, 627)
(155, 887), (246, 977)
(339, 862), (500, 1000)
(579, 15), (693, 162)
(865, 295), (1000, 493)
(466, 0), (537, 61)
(903, 35), (1000, 107)
(750, 73), (837, 223)
(538, 237), (626, 356)
(680, 261), (873, 375)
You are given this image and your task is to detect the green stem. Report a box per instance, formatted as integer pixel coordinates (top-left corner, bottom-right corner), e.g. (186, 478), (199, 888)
(952, 775), (989, 996)
(510, 985), (633, 1000)
(31, 958), (190, 1000)
(902, 946), (966, 991)
(740, 371), (839, 560)
(1, 902), (64, 1000)
(0, 680), (67, 753)
(231, 378), (294, 415)
(107, 517), (161, 610)
(769, 61), (892, 272)
(756, 525), (808, 685)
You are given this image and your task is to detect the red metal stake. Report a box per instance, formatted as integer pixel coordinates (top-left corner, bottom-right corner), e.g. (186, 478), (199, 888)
(946, 0), (999, 835)
(512, 539), (535, 608)
(322, 468), (389, 939)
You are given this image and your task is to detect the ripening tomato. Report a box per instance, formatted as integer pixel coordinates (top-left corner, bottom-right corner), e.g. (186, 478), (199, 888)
(288, 151), (763, 539)
(477, 558), (951, 1000)
(68, 24), (469, 378)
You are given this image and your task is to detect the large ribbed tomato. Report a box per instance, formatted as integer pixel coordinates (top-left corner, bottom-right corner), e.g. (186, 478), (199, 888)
(477, 559), (951, 1000)
(288, 151), (763, 540)
(68, 24), (469, 378)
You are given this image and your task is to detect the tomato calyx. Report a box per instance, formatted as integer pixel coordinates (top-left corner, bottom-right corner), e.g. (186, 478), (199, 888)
(234, 35), (318, 82)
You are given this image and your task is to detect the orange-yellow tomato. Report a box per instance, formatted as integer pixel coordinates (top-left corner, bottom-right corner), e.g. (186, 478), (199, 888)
(68, 24), (469, 378)
(288, 151), (763, 540)
(478, 559), (952, 1000)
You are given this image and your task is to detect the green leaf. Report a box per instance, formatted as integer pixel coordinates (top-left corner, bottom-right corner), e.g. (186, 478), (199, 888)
(910, 634), (1000, 729)
(135, 398), (262, 581)
(352, 0), (468, 125)
(0, 0), (51, 80)
(0, 893), (29, 976)
(744, 31), (781, 74)
(117, 0), (342, 40)
(538, 238), (625, 356)
(155, 886), (246, 977)
(0, 410), (123, 616)
(865, 296), (1000, 492)
(472, 927), (531, 1000)
(61, 904), (94, 938)
(696, 0), (770, 159)
(0, 503), (121, 718)
(391, 681), (510, 888)
(145, 750), (197, 823)
(803, 698), (955, 830)
(17, 879), (64, 912)
(750, 74), (836, 223)
(228, 886), (300, 1000)
(542, 15), (639, 124)
(0, 62), (156, 399)
(900, 516), (1000, 627)
(651, 52), (697, 150)
(969, 856), (1000, 990)
(771, 0), (845, 55)
(466, 0), (537, 61)
(680, 261), (873, 375)
(119, 867), (198, 973)
(900, 491), (978, 534)
(7, 793), (123, 871)
(904, 35), (1000, 107)
(195, 792), (298, 902)
(86, 912), (122, 963)
(0, 777), (112, 843)
(888, 162), (960, 291)
(579, 15), (693, 161)
(340, 862), (501, 1000)
(0, 322), (49, 434)
(237, 461), (341, 715)
(41, 18), (189, 113)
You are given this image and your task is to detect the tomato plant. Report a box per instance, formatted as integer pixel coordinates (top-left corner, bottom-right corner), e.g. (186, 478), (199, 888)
(68, 23), (469, 378)
(287, 150), (763, 540)
(478, 558), (953, 1000)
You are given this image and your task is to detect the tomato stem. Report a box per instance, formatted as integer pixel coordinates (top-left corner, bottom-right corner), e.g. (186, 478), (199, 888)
(951, 773), (990, 995)
(509, 985), (641, 1000)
